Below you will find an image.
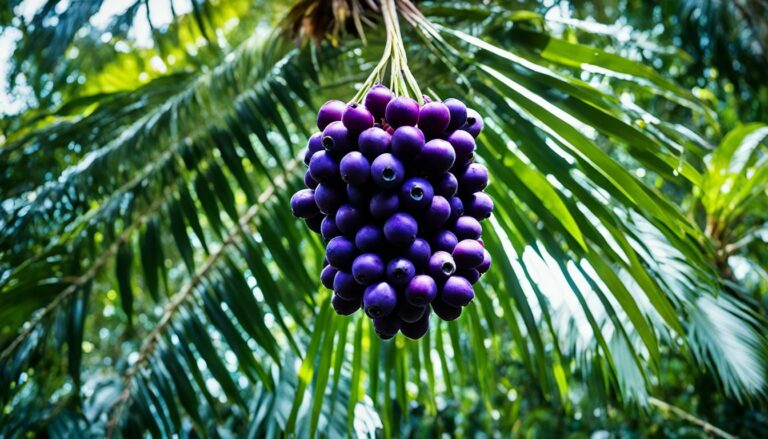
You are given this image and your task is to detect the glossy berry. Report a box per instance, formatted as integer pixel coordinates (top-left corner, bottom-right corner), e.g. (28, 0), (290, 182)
(304, 170), (318, 189)
(326, 236), (356, 270)
(321, 216), (341, 242)
(365, 84), (394, 119)
(457, 268), (481, 284)
(419, 139), (456, 175)
(391, 126), (425, 159)
(335, 204), (367, 236)
(448, 196), (465, 222)
(477, 249), (491, 273)
(453, 216), (482, 240)
(401, 308), (430, 339)
(363, 282), (398, 318)
(404, 274), (437, 306)
(453, 239), (485, 268)
(446, 130), (475, 166)
(340, 152), (370, 185)
(355, 224), (385, 253)
(352, 253), (385, 285)
(369, 190), (400, 220)
(444, 98), (468, 131)
(304, 132), (324, 165)
(458, 163), (488, 193)
(383, 213), (418, 247)
(386, 257), (416, 287)
(385, 96), (420, 128)
(305, 214), (323, 234)
(317, 100), (346, 130)
(398, 301), (427, 324)
(431, 230), (458, 253)
(321, 265), (338, 289)
(463, 108), (484, 138)
(373, 312), (401, 339)
(406, 239), (431, 269)
(342, 102), (374, 133)
(309, 150), (340, 185)
(441, 276), (474, 307)
(433, 172), (458, 198)
(421, 195), (451, 229)
(322, 121), (352, 155)
(371, 153), (406, 189)
(427, 251), (457, 282)
(431, 297), (462, 321)
(314, 184), (346, 215)
(358, 127), (391, 159)
(399, 177), (434, 211)
(334, 270), (364, 300)
(418, 101), (450, 135)
(290, 189), (319, 219)
(332, 294), (361, 315)
(465, 192), (494, 220)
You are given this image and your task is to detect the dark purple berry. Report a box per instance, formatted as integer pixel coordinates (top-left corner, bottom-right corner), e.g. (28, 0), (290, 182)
(369, 190), (400, 220)
(383, 213), (418, 247)
(452, 239), (485, 268)
(406, 239), (431, 269)
(373, 312), (401, 339)
(363, 282), (398, 318)
(431, 230), (458, 253)
(427, 251), (456, 282)
(342, 102), (374, 133)
(314, 184), (346, 215)
(463, 108), (484, 138)
(355, 224), (385, 253)
(391, 126), (425, 159)
(433, 172), (458, 198)
(364, 84), (394, 120)
(385, 96), (420, 128)
(465, 192), (494, 220)
(352, 253), (385, 285)
(477, 249), (491, 273)
(458, 163), (488, 193)
(386, 257), (416, 287)
(322, 121), (352, 155)
(419, 139), (456, 175)
(404, 274), (437, 306)
(431, 298), (462, 321)
(339, 151), (370, 185)
(399, 177), (434, 211)
(371, 153), (406, 189)
(453, 216), (482, 240)
(418, 101), (450, 135)
(400, 307), (430, 339)
(448, 196), (464, 222)
(446, 130), (475, 166)
(326, 236), (356, 270)
(290, 189), (319, 219)
(305, 214), (323, 234)
(317, 100), (346, 131)
(335, 204), (367, 236)
(457, 268), (480, 284)
(421, 195), (451, 229)
(321, 216), (341, 242)
(346, 183), (371, 207)
(441, 276), (474, 307)
(444, 98), (468, 131)
(309, 150), (340, 185)
(304, 132), (324, 165)
(358, 127), (391, 159)
(334, 270), (364, 300)
(304, 170), (318, 189)
(398, 301), (427, 324)
(332, 294), (361, 315)
(321, 265), (338, 289)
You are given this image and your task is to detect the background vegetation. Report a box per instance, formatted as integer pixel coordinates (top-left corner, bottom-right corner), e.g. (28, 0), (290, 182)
(1, 0), (767, 437)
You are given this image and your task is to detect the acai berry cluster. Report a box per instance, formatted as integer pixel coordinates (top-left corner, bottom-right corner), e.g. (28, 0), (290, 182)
(291, 84), (493, 340)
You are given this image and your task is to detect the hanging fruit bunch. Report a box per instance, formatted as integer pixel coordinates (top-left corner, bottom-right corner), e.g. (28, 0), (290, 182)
(290, 0), (492, 340)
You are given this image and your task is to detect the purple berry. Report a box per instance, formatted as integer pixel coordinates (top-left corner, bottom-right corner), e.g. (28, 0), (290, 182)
(391, 126), (425, 159)
(452, 239), (485, 268)
(444, 98), (468, 131)
(453, 216), (482, 240)
(400, 307), (430, 339)
(431, 230), (458, 253)
(399, 177), (434, 211)
(398, 301), (427, 324)
(334, 270), (364, 300)
(346, 183), (371, 207)
(431, 298), (462, 321)
(304, 170), (318, 189)
(321, 265), (338, 289)
(465, 192), (494, 220)
(463, 108), (484, 138)
(305, 214), (323, 234)
(339, 151), (371, 185)
(441, 276), (474, 307)
(383, 213), (418, 247)
(433, 172), (458, 198)
(427, 251), (456, 282)
(406, 239), (431, 269)
(335, 204), (367, 236)
(332, 294), (361, 316)
(290, 189), (319, 219)
(372, 312), (401, 339)
(358, 127), (391, 159)
(404, 274), (437, 306)
(322, 121), (352, 155)
(304, 132), (324, 165)
(364, 84), (394, 120)
(342, 102), (374, 133)
(457, 268), (480, 284)
(363, 282), (398, 318)
(419, 139), (455, 176)
(321, 216), (341, 242)
(309, 150), (340, 185)
(448, 196), (464, 222)
(421, 195), (451, 229)
(418, 101), (450, 135)
(355, 224), (385, 253)
(458, 163), (488, 193)
(314, 184), (346, 215)
(446, 130), (475, 166)
(326, 236), (356, 270)
(371, 153), (406, 189)
(317, 100), (346, 131)
(369, 190), (400, 220)
(352, 253), (385, 285)
(385, 96), (420, 128)
(386, 257), (416, 287)
(476, 249), (491, 274)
